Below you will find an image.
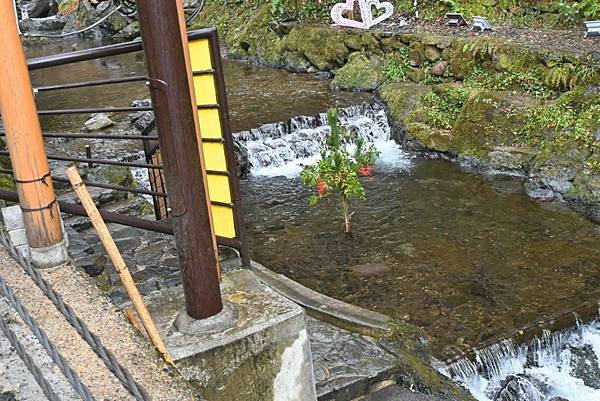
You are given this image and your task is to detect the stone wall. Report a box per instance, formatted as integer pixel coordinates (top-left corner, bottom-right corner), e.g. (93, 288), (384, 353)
(193, 3), (600, 222)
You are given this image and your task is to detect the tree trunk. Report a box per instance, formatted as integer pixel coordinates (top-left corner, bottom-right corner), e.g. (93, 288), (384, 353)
(342, 195), (352, 239)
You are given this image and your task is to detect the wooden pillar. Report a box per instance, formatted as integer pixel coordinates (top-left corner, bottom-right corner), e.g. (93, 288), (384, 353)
(136, 0), (223, 319)
(0, 1), (64, 249)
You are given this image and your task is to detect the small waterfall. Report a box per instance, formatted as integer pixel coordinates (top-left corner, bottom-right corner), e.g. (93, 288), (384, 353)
(444, 316), (600, 401)
(234, 102), (409, 177)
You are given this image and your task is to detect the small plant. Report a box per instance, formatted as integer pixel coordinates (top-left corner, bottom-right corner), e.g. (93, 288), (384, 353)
(271, 0), (286, 18)
(300, 108), (379, 237)
(383, 48), (410, 83)
(421, 87), (471, 130)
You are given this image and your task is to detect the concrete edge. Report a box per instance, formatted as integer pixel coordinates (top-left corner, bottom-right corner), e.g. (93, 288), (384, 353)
(249, 261), (391, 336)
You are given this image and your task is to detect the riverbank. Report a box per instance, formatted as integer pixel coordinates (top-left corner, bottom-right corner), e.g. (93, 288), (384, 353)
(190, 3), (600, 223)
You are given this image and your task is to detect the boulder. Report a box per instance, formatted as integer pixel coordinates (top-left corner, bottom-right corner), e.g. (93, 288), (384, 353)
(84, 113), (114, 131)
(284, 52), (311, 73)
(424, 45), (442, 62)
(282, 26), (349, 71)
(331, 52), (383, 92)
(29, 0), (59, 18)
(431, 61), (449, 77)
(494, 374), (544, 401)
(450, 90), (536, 158)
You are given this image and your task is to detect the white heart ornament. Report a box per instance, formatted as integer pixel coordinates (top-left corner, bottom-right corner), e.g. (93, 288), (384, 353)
(364, 0), (394, 28)
(330, 0), (369, 29)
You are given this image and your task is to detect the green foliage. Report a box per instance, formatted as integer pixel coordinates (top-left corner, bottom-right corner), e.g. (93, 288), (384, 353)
(300, 108), (379, 234)
(270, 0), (286, 18)
(420, 87), (471, 130)
(383, 48), (411, 83)
(440, 0), (463, 13)
(517, 92), (600, 149)
(558, 0), (600, 26)
(464, 66), (553, 99)
(462, 38), (498, 59)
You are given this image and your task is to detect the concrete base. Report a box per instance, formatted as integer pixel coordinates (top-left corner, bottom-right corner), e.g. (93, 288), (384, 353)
(145, 269), (317, 401)
(1, 205), (69, 268)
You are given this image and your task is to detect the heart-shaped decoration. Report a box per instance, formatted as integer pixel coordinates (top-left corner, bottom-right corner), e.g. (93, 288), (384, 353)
(364, 0), (394, 28)
(330, 0), (369, 29)
(330, 0), (394, 29)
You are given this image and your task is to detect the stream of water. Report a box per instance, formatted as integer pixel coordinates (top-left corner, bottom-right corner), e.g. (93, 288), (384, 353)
(443, 316), (600, 401)
(25, 38), (600, 401)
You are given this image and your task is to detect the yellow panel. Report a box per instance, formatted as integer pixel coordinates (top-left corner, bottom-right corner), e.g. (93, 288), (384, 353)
(190, 36), (238, 240)
(189, 38), (212, 71)
(207, 175), (232, 203)
(212, 205), (236, 238)
(193, 75), (217, 105)
(202, 142), (228, 171)
(198, 109), (222, 139)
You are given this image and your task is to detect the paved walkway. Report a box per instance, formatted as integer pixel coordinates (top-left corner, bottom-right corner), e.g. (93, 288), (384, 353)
(0, 248), (196, 401)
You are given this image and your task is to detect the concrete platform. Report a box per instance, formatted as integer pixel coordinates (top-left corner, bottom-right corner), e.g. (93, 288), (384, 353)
(144, 269), (317, 401)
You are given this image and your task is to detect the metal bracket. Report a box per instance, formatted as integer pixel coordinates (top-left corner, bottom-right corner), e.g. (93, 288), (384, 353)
(20, 199), (57, 216)
(14, 171), (51, 185)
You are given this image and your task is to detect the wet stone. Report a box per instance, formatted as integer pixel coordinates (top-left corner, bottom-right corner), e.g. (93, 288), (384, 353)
(308, 317), (398, 400)
(569, 344), (600, 389)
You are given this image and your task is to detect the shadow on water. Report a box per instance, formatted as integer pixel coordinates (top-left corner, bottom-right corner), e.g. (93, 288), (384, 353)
(242, 158), (600, 359)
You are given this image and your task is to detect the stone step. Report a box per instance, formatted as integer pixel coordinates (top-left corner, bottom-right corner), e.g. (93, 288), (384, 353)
(307, 317), (399, 401)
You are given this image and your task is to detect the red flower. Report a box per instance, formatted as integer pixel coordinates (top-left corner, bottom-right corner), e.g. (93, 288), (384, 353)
(358, 164), (373, 177)
(316, 179), (327, 196)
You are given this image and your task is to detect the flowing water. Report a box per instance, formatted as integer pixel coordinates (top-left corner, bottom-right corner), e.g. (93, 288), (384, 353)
(25, 38), (600, 401)
(443, 316), (600, 401)
(238, 107), (600, 362)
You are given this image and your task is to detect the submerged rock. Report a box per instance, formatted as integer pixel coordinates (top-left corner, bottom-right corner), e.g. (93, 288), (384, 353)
(84, 113), (114, 131)
(29, 0), (58, 18)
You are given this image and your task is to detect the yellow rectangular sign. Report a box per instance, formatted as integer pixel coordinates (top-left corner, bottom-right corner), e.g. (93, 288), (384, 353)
(189, 37), (236, 239)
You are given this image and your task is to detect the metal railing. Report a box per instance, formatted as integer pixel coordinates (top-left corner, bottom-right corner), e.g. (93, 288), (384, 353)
(0, 37), (173, 234)
(0, 29), (249, 260)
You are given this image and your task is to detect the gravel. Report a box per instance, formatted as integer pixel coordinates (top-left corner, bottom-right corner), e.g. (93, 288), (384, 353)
(0, 248), (197, 401)
(380, 17), (599, 56)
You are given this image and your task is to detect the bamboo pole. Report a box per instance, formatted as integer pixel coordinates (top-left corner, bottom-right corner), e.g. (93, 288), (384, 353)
(0, 0), (63, 249)
(66, 167), (173, 365)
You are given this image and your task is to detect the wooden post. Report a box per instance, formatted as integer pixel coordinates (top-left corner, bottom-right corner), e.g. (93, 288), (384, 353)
(136, 0), (223, 319)
(0, 1), (64, 249)
(67, 166), (173, 364)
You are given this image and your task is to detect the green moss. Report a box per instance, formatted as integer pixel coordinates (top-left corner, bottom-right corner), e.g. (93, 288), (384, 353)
(331, 53), (384, 92)
(380, 320), (477, 401)
(194, 2), (284, 66)
(379, 82), (431, 122)
(450, 89), (536, 157)
(283, 26), (349, 70)
(414, 86), (471, 130)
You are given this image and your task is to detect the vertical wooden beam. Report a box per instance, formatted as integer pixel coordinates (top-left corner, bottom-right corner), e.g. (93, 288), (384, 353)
(0, 1), (63, 249)
(136, 0), (223, 318)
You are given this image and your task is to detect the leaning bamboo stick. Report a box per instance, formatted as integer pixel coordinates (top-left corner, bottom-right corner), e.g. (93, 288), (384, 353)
(67, 166), (174, 365)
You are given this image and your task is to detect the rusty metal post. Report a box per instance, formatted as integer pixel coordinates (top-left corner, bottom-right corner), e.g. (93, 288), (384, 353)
(136, 0), (223, 318)
(0, 2), (65, 256)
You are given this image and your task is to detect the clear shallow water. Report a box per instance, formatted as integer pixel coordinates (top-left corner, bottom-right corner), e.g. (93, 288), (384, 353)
(26, 38), (370, 132)
(242, 161), (600, 359)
